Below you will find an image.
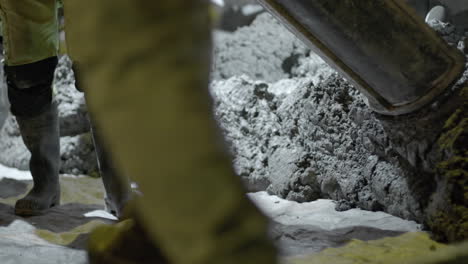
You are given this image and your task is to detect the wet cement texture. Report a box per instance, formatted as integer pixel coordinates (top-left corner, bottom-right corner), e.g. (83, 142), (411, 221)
(211, 13), (468, 235)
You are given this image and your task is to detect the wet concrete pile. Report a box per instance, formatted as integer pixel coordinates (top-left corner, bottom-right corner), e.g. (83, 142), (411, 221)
(211, 13), (421, 219)
(212, 12), (311, 82)
(210, 12), (468, 239)
(0, 56), (97, 175)
(211, 65), (422, 220)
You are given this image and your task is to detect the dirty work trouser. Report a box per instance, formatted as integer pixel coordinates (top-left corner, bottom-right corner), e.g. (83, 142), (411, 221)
(63, 0), (278, 263)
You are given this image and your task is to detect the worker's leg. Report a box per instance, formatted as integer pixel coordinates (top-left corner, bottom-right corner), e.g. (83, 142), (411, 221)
(70, 64), (133, 218)
(89, 115), (132, 219)
(74, 63), (133, 219)
(64, 0), (278, 263)
(0, 0), (61, 216)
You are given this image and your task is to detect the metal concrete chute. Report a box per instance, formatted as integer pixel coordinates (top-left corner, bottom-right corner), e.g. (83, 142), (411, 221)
(256, 0), (466, 115)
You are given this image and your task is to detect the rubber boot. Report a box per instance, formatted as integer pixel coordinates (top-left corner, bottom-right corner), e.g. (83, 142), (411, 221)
(14, 101), (61, 216)
(89, 118), (132, 219)
(74, 63), (132, 219)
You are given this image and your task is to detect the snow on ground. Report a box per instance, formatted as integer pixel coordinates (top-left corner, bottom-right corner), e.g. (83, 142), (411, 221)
(0, 221), (87, 264)
(249, 192), (422, 232)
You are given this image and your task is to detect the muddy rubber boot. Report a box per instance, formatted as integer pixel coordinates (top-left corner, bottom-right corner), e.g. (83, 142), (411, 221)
(90, 119), (132, 219)
(14, 101), (61, 216)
